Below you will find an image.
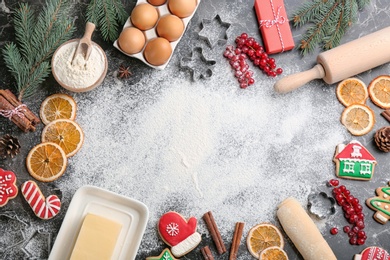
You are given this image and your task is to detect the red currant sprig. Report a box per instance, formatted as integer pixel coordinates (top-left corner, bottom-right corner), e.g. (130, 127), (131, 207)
(223, 45), (255, 89)
(235, 33), (283, 77)
(328, 179), (367, 245)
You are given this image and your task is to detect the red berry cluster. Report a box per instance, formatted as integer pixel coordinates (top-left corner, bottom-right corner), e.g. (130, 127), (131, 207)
(223, 45), (254, 89)
(223, 33), (283, 88)
(328, 179), (367, 245)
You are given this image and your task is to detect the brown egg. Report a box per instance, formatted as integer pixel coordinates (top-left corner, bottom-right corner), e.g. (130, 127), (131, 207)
(156, 15), (184, 42)
(147, 0), (167, 6)
(118, 27), (146, 54)
(168, 0), (197, 18)
(130, 3), (159, 30)
(143, 37), (172, 66)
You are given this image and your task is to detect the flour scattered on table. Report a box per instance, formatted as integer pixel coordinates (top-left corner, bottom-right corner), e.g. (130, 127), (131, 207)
(62, 64), (346, 257)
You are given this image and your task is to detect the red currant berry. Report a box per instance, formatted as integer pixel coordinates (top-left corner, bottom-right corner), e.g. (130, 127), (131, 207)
(276, 68), (283, 75)
(349, 237), (358, 245)
(328, 179), (339, 187)
(357, 230), (366, 238)
(240, 33), (248, 39)
(357, 238), (365, 245)
(330, 227), (338, 235)
(343, 226), (351, 233)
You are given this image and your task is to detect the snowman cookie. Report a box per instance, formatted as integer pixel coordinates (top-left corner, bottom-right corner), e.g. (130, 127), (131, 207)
(158, 211), (201, 257)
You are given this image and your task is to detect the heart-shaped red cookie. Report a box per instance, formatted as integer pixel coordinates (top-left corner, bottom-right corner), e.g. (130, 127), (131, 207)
(0, 168), (18, 207)
(158, 211), (201, 257)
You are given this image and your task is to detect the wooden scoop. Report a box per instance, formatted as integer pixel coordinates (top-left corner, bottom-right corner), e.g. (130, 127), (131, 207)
(71, 22), (96, 65)
(274, 26), (390, 93)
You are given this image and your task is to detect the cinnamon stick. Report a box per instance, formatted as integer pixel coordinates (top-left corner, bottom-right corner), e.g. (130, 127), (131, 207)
(1, 89), (40, 125)
(200, 246), (214, 260)
(203, 211), (227, 254)
(381, 110), (390, 123)
(0, 95), (33, 132)
(229, 222), (245, 260)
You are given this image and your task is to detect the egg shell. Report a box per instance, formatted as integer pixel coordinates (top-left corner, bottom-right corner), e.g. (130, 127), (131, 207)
(168, 0), (197, 18)
(147, 0), (167, 5)
(131, 3), (159, 30)
(143, 37), (172, 66)
(118, 27), (146, 54)
(156, 14), (184, 42)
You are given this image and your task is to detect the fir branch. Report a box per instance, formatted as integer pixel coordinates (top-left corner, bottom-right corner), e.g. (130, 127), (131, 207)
(291, 0), (371, 55)
(2, 0), (75, 100)
(86, 0), (128, 42)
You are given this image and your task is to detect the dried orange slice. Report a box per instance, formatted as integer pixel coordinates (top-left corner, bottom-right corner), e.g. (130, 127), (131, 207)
(340, 104), (375, 136)
(247, 223), (284, 258)
(336, 78), (368, 107)
(42, 119), (84, 158)
(40, 93), (77, 125)
(260, 246), (288, 260)
(368, 75), (390, 109)
(26, 142), (67, 182)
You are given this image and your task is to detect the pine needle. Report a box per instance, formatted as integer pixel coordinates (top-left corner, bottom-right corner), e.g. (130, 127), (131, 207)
(2, 0), (75, 100)
(86, 0), (128, 42)
(291, 0), (371, 55)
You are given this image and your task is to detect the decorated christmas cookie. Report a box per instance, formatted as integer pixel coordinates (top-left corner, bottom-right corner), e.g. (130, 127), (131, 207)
(21, 180), (61, 220)
(366, 182), (390, 224)
(158, 211), (201, 257)
(0, 168), (18, 207)
(354, 246), (390, 260)
(333, 140), (377, 180)
(146, 248), (177, 260)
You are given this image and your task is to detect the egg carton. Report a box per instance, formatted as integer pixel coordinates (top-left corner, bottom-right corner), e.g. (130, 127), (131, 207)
(113, 0), (201, 70)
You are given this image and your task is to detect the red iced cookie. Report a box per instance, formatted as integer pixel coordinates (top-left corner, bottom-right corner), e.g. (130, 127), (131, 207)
(0, 168), (18, 207)
(354, 246), (390, 260)
(158, 211), (201, 257)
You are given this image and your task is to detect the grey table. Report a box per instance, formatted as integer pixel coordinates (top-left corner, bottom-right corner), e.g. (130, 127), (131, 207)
(0, 0), (389, 259)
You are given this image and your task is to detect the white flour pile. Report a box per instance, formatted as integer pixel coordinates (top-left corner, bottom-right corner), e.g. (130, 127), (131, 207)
(57, 55), (348, 257)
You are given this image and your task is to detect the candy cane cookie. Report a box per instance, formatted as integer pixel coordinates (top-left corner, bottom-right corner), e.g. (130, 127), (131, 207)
(21, 180), (61, 220)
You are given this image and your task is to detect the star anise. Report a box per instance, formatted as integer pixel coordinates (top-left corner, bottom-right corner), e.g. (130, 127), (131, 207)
(118, 65), (132, 79)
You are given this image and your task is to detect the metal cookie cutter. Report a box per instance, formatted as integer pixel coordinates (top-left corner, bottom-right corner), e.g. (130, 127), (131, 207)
(180, 47), (216, 81)
(198, 14), (231, 48)
(307, 192), (336, 219)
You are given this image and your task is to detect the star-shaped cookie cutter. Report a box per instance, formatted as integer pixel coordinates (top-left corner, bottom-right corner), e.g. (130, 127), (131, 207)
(180, 47), (216, 81)
(198, 14), (230, 48)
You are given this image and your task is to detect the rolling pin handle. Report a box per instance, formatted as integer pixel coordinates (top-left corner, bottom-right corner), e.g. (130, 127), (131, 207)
(274, 64), (325, 93)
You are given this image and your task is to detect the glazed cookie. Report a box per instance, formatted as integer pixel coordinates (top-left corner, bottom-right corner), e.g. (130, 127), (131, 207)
(21, 180), (61, 220)
(0, 168), (18, 207)
(366, 182), (390, 224)
(146, 248), (177, 260)
(354, 246), (390, 260)
(333, 140), (376, 180)
(158, 211), (201, 257)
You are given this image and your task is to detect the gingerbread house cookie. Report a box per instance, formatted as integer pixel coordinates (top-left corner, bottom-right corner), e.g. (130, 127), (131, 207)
(333, 140), (377, 180)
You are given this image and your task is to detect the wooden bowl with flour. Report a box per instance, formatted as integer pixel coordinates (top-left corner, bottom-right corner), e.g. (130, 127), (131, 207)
(51, 39), (108, 92)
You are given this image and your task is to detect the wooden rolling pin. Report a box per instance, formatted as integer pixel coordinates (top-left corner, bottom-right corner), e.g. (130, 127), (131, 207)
(274, 26), (390, 93)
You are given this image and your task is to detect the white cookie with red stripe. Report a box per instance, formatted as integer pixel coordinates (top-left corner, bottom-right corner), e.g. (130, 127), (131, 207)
(21, 180), (61, 220)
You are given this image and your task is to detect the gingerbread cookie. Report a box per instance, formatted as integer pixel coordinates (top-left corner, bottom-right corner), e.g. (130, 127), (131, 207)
(146, 248), (177, 260)
(158, 211), (201, 257)
(21, 180), (61, 220)
(333, 140), (376, 180)
(354, 246), (390, 260)
(366, 182), (390, 224)
(0, 168), (18, 207)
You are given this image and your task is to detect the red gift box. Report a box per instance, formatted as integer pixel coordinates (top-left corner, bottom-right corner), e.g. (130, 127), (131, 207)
(254, 0), (295, 54)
